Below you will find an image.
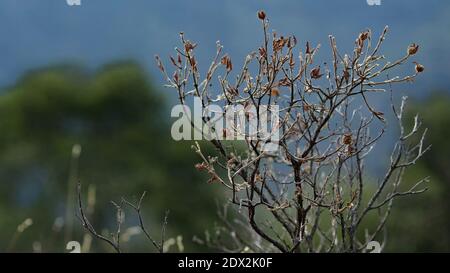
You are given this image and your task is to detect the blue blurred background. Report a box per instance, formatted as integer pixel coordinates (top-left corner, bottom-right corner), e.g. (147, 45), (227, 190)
(0, 0), (449, 252)
(1, 0), (448, 92)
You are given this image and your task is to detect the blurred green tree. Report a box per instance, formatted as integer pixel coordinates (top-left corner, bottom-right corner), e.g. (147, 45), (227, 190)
(0, 62), (222, 252)
(386, 93), (450, 252)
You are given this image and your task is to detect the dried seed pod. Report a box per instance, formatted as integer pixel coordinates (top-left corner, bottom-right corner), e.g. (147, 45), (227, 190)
(184, 41), (197, 52)
(255, 174), (263, 183)
(278, 77), (291, 87)
(221, 55), (233, 72)
(170, 56), (178, 67)
(257, 10), (266, 20)
(414, 62), (425, 73)
(273, 37), (287, 52)
(220, 55), (227, 65)
(189, 56), (197, 72)
(347, 145), (355, 155)
(306, 41), (311, 54)
(343, 69), (350, 84)
(408, 43), (419, 55)
(342, 133), (352, 145)
(258, 47), (267, 58)
(359, 31), (369, 42)
(155, 55), (165, 72)
(172, 71), (179, 83)
(271, 88), (280, 96)
(303, 103), (312, 111)
(195, 162), (208, 171)
(310, 66), (323, 79)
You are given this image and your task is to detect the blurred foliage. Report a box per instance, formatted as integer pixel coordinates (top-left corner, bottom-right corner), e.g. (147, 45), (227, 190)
(386, 93), (450, 252)
(0, 62), (222, 252)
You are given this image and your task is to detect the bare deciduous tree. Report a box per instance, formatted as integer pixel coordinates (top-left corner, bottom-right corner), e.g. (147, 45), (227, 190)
(77, 183), (169, 253)
(156, 10), (428, 253)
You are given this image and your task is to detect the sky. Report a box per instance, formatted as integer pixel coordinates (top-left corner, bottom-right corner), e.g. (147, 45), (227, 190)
(0, 0), (449, 94)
